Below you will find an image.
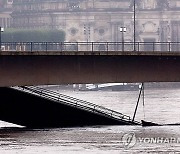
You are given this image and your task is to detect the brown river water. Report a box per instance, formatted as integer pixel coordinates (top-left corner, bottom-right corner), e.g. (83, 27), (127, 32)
(0, 87), (180, 153)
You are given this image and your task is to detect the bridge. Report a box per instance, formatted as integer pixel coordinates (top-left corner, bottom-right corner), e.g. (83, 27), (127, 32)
(0, 42), (180, 87)
(0, 41), (180, 128)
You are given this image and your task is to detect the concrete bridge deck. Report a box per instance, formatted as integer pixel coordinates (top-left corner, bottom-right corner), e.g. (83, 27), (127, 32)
(0, 50), (180, 87)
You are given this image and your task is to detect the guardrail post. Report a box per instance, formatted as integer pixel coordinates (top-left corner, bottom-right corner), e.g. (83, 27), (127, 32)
(60, 42), (61, 51)
(14, 42), (16, 51)
(92, 42), (94, 52)
(107, 42), (108, 52)
(30, 42), (33, 51)
(77, 42), (78, 51)
(169, 42), (171, 52)
(46, 42), (48, 51)
(153, 42), (155, 52)
(122, 42), (124, 51)
(138, 42), (139, 51)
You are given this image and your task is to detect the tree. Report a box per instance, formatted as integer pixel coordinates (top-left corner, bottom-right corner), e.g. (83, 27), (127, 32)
(2, 29), (65, 42)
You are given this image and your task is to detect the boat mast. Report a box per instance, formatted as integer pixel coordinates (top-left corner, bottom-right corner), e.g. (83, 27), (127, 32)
(142, 83), (145, 119)
(132, 83), (144, 122)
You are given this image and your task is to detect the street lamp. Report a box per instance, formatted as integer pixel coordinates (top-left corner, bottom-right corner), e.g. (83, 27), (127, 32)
(0, 27), (4, 51)
(120, 27), (127, 51)
(133, 0), (136, 51)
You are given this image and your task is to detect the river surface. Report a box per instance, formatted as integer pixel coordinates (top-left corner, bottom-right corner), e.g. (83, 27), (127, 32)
(0, 88), (180, 153)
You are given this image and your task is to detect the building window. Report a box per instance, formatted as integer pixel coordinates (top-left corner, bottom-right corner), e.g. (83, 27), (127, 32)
(99, 28), (105, 36)
(70, 27), (78, 36)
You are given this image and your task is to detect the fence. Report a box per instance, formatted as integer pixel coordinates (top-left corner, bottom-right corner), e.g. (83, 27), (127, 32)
(1, 42), (180, 52)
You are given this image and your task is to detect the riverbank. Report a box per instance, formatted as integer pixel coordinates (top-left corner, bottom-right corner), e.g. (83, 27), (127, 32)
(42, 82), (180, 91)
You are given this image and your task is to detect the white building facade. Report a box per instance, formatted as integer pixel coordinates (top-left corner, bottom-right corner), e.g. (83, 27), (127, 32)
(11, 0), (180, 48)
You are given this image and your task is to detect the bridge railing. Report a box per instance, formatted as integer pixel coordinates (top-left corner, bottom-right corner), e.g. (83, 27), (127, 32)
(1, 42), (180, 52)
(13, 86), (140, 125)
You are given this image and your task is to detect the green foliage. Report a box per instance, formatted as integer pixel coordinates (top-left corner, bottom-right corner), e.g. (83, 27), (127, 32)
(2, 29), (65, 42)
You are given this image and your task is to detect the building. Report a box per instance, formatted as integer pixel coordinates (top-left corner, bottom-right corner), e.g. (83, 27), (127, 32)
(11, 0), (180, 50)
(0, 0), (13, 28)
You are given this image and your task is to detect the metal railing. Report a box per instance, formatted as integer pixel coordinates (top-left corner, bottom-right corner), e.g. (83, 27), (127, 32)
(1, 42), (180, 52)
(12, 86), (140, 125)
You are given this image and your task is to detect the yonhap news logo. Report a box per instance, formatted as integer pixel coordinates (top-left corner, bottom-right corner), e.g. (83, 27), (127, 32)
(122, 132), (136, 149)
(121, 132), (180, 149)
